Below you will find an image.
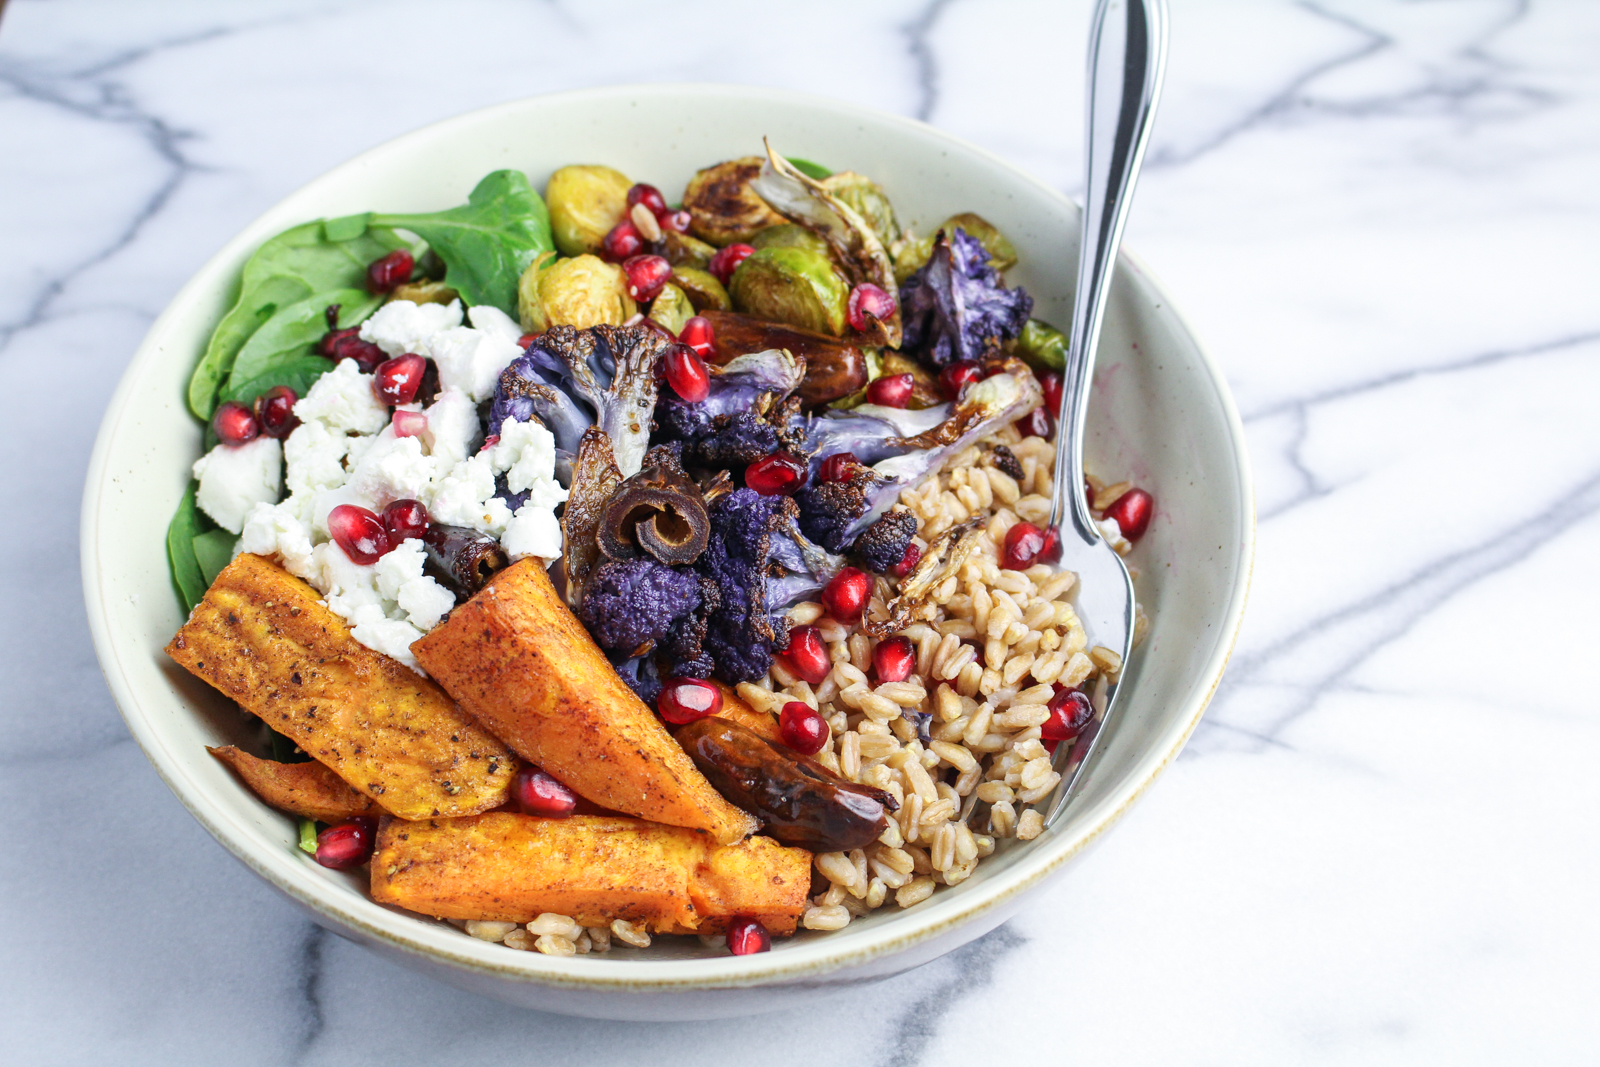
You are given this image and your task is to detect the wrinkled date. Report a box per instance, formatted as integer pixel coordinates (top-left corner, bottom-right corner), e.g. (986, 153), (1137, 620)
(676, 717), (897, 851)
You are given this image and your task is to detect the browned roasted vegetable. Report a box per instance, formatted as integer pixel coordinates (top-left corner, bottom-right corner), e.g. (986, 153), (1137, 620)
(560, 426), (623, 613)
(879, 350), (943, 409)
(698, 310), (867, 407)
(370, 812), (811, 934)
(411, 559), (760, 845)
(708, 682), (782, 744)
(866, 518), (986, 639)
(657, 230), (718, 269)
(166, 554), (516, 820)
(597, 448), (709, 565)
(676, 717), (897, 851)
(682, 156), (786, 247)
(423, 523), (508, 599)
(208, 745), (382, 822)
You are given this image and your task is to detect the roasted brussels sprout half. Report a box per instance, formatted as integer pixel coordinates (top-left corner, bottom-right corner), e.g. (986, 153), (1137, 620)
(535, 254), (637, 329)
(515, 250), (559, 332)
(682, 157), (786, 247)
(749, 223), (832, 257)
(658, 230), (718, 270)
(728, 245), (849, 337)
(819, 172), (901, 247)
(892, 213), (1019, 283)
(647, 282), (694, 335)
(546, 164), (633, 257)
(669, 265), (732, 313)
(1015, 318), (1069, 371)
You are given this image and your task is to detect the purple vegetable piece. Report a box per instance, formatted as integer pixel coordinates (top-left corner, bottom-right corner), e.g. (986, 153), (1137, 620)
(899, 227), (1032, 367)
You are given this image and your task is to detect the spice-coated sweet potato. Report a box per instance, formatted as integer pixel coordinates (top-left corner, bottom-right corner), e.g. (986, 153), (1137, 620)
(208, 745), (382, 822)
(167, 554), (516, 820)
(370, 813), (811, 934)
(709, 682), (782, 743)
(411, 560), (759, 845)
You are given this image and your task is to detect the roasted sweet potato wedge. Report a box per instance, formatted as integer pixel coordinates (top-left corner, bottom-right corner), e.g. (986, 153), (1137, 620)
(370, 813), (811, 934)
(208, 745), (382, 822)
(709, 681), (782, 743)
(167, 554), (516, 820)
(411, 560), (759, 845)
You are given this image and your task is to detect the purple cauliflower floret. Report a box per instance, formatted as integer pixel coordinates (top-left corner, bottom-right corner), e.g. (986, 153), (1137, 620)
(578, 558), (701, 654)
(899, 227), (1033, 367)
(611, 655), (663, 706)
(854, 510), (918, 572)
(794, 466), (883, 553)
(688, 412), (780, 470)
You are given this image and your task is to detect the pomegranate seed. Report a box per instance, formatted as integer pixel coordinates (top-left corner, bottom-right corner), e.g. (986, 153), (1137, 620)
(627, 183), (669, 220)
(939, 360), (983, 399)
(847, 283), (896, 332)
(328, 504), (391, 565)
(254, 386), (298, 439)
(622, 254), (673, 302)
(865, 374), (914, 408)
(1039, 371), (1064, 415)
(372, 353), (427, 406)
(602, 219), (644, 262)
(662, 209), (692, 234)
(872, 635), (916, 683)
(818, 452), (860, 484)
(1043, 688), (1095, 740)
(746, 452), (805, 496)
(391, 410), (428, 438)
(512, 766), (578, 818)
(518, 332), (540, 348)
(708, 243), (755, 285)
(779, 700), (829, 755)
(678, 315), (715, 357)
(318, 306), (386, 370)
(783, 625), (831, 684)
(727, 916), (771, 955)
(888, 542), (921, 578)
(663, 342), (711, 402)
(1103, 487), (1154, 541)
(382, 498), (429, 542)
(821, 567), (871, 623)
(1017, 406), (1053, 439)
(1002, 522), (1051, 571)
(658, 677), (723, 725)
(314, 817), (376, 870)
(481, 434), (500, 451)
(366, 250), (414, 294)
(1038, 524), (1062, 564)
(212, 401), (260, 445)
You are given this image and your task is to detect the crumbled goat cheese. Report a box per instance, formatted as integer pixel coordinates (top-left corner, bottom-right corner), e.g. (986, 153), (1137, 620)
(423, 387), (481, 465)
(192, 435), (282, 534)
(360, 299), (464, 358)
(237, 499), (316, 580)
(283, 420), (350, 499)
(344, 427), (437, 507)
(428, 324), (523, 402)
(427, 452), (513, 534)
(500, 504), (563, 561)
(293, 359), (388, 435)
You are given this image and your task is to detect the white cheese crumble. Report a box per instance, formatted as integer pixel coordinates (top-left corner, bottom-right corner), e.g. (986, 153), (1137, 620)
(192, 435), (282, 534)
(222, 307), (565, 674)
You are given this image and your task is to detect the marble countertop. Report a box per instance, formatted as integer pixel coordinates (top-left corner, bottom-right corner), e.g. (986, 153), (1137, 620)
(4, 0), (1597, 1061)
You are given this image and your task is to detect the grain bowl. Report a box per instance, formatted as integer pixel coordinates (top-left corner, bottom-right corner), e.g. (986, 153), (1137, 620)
(82, 84), (1252, 1020)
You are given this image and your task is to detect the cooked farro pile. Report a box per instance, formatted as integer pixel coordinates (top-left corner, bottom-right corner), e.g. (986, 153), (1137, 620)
(169, 144), (1161, 960)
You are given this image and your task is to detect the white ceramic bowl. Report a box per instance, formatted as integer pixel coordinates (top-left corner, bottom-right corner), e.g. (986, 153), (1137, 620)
(81, 84), (1252, 1020)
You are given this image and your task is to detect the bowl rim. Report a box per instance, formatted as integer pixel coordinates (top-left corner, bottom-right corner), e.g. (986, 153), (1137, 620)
(81, 82), (1254, 992)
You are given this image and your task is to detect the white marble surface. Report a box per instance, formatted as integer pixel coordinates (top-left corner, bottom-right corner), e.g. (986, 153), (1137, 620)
(4, 0), (1598, 1061)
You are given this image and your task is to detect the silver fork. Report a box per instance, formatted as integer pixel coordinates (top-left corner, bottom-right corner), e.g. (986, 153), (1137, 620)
(1043, 0), (1168, 827)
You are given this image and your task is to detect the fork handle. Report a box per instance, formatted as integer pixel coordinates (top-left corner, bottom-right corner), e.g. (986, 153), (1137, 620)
(1049, 0), (1169, 540)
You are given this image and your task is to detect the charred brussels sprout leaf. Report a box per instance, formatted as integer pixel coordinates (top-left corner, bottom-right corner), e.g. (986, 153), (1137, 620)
(369, 170), (554, 314)
(538, 255), (637, 329)
(516, 250), (559, 332)
(729, 245), (849, 337)
(1016, 318), (1069, 371)
(648, 282), (694, 336)
(545, 164), (633, 257)
(749, 224), (832, 257)
(658, 230), (718, 270)
(819, 172), (901, 247)
(683, 157), (787, 247)
(669, 265), (732, 313)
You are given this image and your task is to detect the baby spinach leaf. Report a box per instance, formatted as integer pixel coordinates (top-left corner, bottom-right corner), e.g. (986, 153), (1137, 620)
(323, 212), (372, 242)
(370, 170), (552, 314)
(191, 528), (238, 586)
(166, 481), (213, 614)
(187, 221), (416, 421)
(787, 157), (833, 180)
(219, 355), (335, 409)
(225, 289), (376, 392)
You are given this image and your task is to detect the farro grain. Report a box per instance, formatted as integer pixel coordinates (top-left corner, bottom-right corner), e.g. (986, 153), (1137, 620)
(736, 682), (785, 716)
(1090, 644), (1124, 677)
(989, 800), (1017, 837)
(877, 681), (927, 707)
(956, 660), (984, 696)
(896, 876), (937, 908)
(587, 925), (611, 952)
(502, 928), (537, 951)
(1018, 773), (1062, 804)
(803, 904), (852, 931)
(1060, 652), (1094, 687)
(536, 934), (577, 957)
(466, 920), (519, 942)
(1016, 809), (1045, 840)
(787, 601), (824, 626)
(928, 739), (978, 772)
(610, 920), (651, 948)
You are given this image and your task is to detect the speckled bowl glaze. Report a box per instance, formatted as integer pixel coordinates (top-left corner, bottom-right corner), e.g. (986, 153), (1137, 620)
(82, 84), (1253, 1020)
